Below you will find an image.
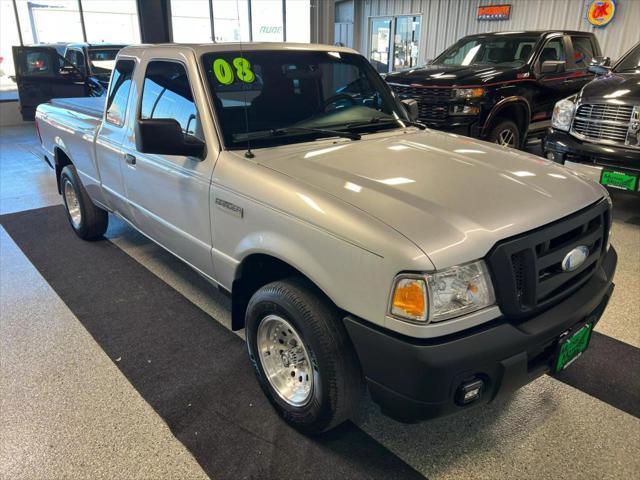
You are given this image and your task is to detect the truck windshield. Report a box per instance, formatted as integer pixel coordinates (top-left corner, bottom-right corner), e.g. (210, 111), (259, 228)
(433, 36), (540, 67)
(613, 43), (640, 73)
(202, 50), (409, 149)
(88, 49), (120, 75)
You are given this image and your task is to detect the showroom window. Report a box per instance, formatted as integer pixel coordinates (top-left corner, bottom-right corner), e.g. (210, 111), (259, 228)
(13, 0), (85, 44)
(140, 61), (202, 141)
(285, 0), (310, 43)
(105, 59), (135, 127)
(251, 0), (284, 41)
(171, 0), (213, 43)
(83, 0), (140, 44)
(369, 15), (422, 73)
(213, 0), (251, 42)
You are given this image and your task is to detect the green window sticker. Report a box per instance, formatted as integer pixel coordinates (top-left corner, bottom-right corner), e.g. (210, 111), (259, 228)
(212, 57), (256, 85)
(212, 58), (234, 85)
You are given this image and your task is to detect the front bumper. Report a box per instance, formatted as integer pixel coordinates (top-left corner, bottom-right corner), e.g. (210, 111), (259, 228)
(544, 130), (640, 193)
(344, 246), (617, 422)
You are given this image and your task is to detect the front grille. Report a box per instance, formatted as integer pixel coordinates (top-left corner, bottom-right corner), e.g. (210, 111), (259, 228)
(389, 84), (451, 121)
(486, 199), (611, 318)
(571, 103), (633, 144)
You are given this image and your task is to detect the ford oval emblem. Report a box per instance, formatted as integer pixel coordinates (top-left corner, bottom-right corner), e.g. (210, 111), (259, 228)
(561, 246), (590, 272)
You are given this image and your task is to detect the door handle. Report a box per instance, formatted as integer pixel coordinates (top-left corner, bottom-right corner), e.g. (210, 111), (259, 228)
(124, 153), (136, 165)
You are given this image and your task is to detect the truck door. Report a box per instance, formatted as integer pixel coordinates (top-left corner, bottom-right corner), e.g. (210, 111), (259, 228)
(12, 46), (87, 121)
(123, 59), (215, 278)
(532, 35), (574, 122)
(94, 58), (136, 216)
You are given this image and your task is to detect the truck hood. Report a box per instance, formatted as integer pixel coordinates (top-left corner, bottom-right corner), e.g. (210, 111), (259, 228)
(579, 72), (640, 104)
(254, 130), (605, 268)
(385, 63), (518, 87)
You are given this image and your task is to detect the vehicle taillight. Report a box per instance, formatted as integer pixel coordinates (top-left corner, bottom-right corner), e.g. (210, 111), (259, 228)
(35, 118), (42, 144)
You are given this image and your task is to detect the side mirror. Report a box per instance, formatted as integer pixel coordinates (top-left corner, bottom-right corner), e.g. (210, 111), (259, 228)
(401, 98), (420, 122)
(541, 60), (566, 74)
(588, 56), (612, 75)
(136, 119), (205, 158)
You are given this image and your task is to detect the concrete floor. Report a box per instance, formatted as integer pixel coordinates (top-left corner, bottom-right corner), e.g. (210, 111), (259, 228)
(1, 124), (639, 479)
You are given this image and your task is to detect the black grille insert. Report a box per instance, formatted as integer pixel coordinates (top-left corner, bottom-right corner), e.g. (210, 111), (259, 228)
(389, 84), (452, 121)
(486, 199), (611, 318)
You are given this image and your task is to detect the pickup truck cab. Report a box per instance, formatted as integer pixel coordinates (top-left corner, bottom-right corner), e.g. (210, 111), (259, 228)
(36, 43), (616, 434)
(385, 31), (601, 148)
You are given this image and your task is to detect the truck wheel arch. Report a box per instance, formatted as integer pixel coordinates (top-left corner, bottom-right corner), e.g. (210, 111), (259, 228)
(484, 97), (531, 145)
(230, 253), (338, 332)
(54, 147), (73, 194)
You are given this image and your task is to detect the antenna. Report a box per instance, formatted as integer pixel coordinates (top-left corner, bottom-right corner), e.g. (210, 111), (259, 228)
(236, 0), (254, 159)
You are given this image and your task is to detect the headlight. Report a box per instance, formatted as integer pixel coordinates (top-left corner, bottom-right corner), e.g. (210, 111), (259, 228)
(389, 260), (495, 324)
(452, 87), (485, 99)
(551, 96), (577, 131)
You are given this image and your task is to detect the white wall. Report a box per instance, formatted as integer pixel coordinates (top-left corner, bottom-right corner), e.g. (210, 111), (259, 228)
(357, 0), (640, 64)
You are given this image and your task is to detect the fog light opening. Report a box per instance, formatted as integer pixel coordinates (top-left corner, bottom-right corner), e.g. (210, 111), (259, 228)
(455, 378), (484, 406)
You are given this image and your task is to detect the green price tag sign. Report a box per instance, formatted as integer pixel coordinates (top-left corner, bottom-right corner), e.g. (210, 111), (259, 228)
(212, 57), (256, 85)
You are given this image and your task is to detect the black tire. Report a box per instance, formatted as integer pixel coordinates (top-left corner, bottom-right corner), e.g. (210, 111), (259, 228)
(488, 118), (521, 149)
(245, 277), (364, 434)
(60, 165), (108, 240)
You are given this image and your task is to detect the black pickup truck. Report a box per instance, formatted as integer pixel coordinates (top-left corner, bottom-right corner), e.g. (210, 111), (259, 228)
(12, 43), (124, 121)
(386, 31), (601, 148)
(545, 42), (640, 195)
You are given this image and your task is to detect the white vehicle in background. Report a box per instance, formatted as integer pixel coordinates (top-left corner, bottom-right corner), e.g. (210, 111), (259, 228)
(35, 43), (616, 433)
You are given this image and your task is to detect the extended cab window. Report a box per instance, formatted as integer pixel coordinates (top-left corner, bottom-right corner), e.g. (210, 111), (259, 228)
(434, 36), (539, 66)
(570, 36), (596, 68)
(105, 60), (135, 127)
(140, 61), (202, 141)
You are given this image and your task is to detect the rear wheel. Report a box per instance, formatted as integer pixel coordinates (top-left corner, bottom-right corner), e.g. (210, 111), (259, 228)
(245, 278), (363, 434)
(488, 118), (521, 148)
(60, 165), (108, 240)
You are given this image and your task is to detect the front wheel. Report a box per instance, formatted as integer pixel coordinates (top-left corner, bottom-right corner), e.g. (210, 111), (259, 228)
(60, 165), (108, 240)
(488, 118), (521, 149)
(245, 278), (363, 434)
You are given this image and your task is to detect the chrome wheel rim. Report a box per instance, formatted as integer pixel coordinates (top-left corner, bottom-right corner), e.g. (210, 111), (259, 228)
(256, 315), (314, 407)
(497, 128), (516, 147)
(63, 179), (81, 228)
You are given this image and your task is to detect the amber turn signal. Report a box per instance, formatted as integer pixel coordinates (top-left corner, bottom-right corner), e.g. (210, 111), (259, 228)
(391, 278), (427, 321)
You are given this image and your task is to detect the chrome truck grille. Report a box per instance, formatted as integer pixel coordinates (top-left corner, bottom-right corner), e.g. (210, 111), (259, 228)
(389, 84), (451, 121)
(486, 199), (611, 318)
(571, 103), (639, 148)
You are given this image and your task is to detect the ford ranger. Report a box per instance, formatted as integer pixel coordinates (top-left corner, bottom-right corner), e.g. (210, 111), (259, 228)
(35, 43), (617, 434)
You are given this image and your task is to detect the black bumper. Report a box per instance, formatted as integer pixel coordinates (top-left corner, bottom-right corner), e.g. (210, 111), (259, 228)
(544, 129), (640, 171)
(344, 246), (617, 423)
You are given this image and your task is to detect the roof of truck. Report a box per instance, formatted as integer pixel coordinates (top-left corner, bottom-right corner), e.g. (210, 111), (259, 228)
(119, 42), (359, 56)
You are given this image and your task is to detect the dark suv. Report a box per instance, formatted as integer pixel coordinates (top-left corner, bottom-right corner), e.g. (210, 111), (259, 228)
(385, 31), (601, 148)
(544, 42), (640, 195)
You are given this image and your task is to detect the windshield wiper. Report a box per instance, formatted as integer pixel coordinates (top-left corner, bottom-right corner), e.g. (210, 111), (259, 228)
(346, 116), (426, 130)
(271, 126), (361, 140)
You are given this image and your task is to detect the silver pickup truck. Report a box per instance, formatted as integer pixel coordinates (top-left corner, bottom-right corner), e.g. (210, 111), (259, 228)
(36, 43), (617, 434)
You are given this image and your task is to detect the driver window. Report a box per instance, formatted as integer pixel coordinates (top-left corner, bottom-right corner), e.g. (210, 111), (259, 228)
(65, 49), (86, 75)
(539, 38), (566, 66)
(140, 61), (203, 141)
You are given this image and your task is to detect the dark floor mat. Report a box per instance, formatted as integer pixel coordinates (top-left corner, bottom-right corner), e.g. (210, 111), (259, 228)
(1, 206), (425, 480)
(554, 331), (640, 419)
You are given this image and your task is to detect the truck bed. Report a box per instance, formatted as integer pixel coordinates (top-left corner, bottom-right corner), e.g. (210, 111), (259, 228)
(50, 96), (105, 119)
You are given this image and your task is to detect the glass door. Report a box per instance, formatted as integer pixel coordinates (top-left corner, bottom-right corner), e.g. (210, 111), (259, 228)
(393, 16), (421, 71)
(369, 17), (392, 73)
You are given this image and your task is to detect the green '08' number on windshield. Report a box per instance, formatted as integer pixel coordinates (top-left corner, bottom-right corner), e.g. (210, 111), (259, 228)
(212, 57), (255, 85)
